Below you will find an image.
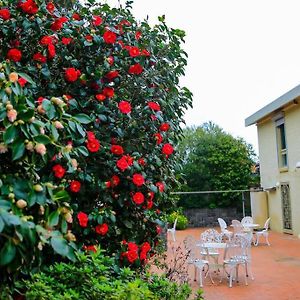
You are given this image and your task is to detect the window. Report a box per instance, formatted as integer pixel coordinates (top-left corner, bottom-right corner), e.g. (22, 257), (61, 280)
(276, 118), (288, 168)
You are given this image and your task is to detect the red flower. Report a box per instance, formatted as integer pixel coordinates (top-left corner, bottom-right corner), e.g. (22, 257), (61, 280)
(95, 94), (106, 101)
(128, 242), (138, 251)
(70, 180), (81, 193)
(103, 31), (117, 44)
(135, 31), (142, 40)
(77, 212), (88, 227)
(128, 46), (140, 57)
(159, 123), (170, 131)
(147, 200), (153, 209)
(105, 70), (119, 80)
(153, 133), (163, 145)
(7, 49), (22, 62)
(148, 191), (155, 202)
(95, 223), (109, 236)
(0, 9), (10, 20)
(141, 49), (150, 56)
(111, 175), (120, 187)
(52, 164), (66, 178)
(85, 35), (93, 42)
(156, 225), (162, 234)
(51, 17), (68, 31)
(141, 242), (151, 253)
(72, 13), (80, 20)
(140, 250), (147, 261)
(117, 156), (130, 172)
(86, 139), (100, 152)
(103, 87), (114, 98)
(138, 158), (146, 166)
(65, 68), (81, 82)
(126, 250), (138, 263)
(148, 101), (161, 111)
(107, 56), (114, 65)
(156, 182), (165, 192)
(46, 2), (55, 13)
(111, 145), (124, 156)
(132, 192), (144, 205)
(40, 35), (53, 46)
(162, 143), (174, 156)
(18, 77), (27, 87)
(37, 97), (45, 104)
(47, 44), (56, 59)
(19, 0), (39, 14)
(84, 245), (97, 252)
(118, 101), (131, 114)
(62, 37), (73, 45)
(93, 15), (102, 26)
(33, 52), (47, 63)
(132, 174), (145, 187)
(86, 131), (95, 140)
(128, 63), (143, 75)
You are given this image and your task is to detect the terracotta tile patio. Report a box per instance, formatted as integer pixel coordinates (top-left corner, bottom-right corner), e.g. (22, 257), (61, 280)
(169, 227), (300, 300)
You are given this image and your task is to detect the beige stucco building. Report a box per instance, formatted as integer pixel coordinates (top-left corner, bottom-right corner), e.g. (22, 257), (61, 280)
(245, 85), (300, 237)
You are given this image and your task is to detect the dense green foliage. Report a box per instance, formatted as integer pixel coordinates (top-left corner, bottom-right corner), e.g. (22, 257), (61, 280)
(167, 211), (188, 230)
(178, 122), (258, 208)
(0, 0), (192, 285)
(0, 250), (195, 300)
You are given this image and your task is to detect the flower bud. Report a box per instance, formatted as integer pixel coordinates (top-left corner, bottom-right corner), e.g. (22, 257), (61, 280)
(33, 184), (43, 192)
(25, 141), (34, 152)
(16, 199), (27, 209)
(65, 230), (76, 241)
(37, 104), (45, 114)
(7, 109), (17, 122)
(34, 143), (47, 156)
(8, 193), (15, 199)
(51, 97), (64, 106)
(6, 104), (13, 110)
(54, 120), (64, 129)
(5, 87), (12, 95)
(65, 212), (73, 223)
(0, 143), (8, 154)
(8, 72), (19, 83)
(39, 206), (45, 215)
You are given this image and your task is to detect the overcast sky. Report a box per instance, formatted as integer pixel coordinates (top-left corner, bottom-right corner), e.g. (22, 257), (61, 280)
(105, 0), (300, 154)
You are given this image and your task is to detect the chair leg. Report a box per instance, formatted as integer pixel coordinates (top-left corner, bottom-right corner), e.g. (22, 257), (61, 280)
(194, 265), (197, 281)
(198, 267), (203, 287)
(244, 265), (248, 286)
(265, 233), (270, 246)
(171, 231), (176, 242)
(255, 234), (260, 246)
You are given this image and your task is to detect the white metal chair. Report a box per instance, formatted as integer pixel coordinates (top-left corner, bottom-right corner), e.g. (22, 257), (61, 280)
(241, 216), (254, 226)
(221, 234), (250, 287)
(200, 228), (222, 264)
(167, 217), (178, 242)
(231, 219), (244, 235)
(254, 217), (271, 246)
(218, 217), (233, 241)
(183, 236), (211, 287)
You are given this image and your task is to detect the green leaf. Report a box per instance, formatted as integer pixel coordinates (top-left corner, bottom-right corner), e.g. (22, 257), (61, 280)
(48, 211), (60, 227)
(3, 125), (18, 144)
(77, 146), (89, 156)
(61, 219), (68, 234)
(17, 72), (35, 85)
(73, 114), (92, 124)
(0, 240), (16, 266)
(0, 217), (4, 233)
(52, 190), (70, 202)
(123, 220), (133, 228)
(12, 140), (25, 161)
(51, 237), (69, 257)
(33, 135), (51, 145)
(0, 200), (12, 210)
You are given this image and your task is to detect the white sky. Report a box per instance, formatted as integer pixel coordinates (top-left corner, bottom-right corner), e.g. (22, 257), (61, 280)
(105, 0), (300, 153)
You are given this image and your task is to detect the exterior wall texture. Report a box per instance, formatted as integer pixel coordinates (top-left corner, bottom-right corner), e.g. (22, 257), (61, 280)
(257, 104), (300, 236)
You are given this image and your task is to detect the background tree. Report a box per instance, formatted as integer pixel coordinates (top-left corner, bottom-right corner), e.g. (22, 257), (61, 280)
(177, 122), (258, 208)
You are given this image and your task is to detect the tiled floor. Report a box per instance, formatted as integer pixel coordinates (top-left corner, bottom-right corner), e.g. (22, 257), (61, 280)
(168, 227), (300, 300)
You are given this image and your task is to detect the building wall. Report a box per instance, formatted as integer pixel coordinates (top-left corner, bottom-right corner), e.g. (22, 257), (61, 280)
(257, 104), (300, 236)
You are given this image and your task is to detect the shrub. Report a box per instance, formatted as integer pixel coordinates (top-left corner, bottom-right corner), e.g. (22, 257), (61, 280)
(167, 211), (188, 230)
(7, 250), (194, 300)
(0, 0), (192, 284)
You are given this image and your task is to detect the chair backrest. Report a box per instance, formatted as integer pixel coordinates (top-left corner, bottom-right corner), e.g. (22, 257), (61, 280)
(224, 234), (250, 262)
(264, 217), (271, 230)
(172, 217), (178, 230)
(201, 228), (222, 243)
(183, 235), (197, 262)
(218, 218), (227, 230)
(231, 219), (243, 234)
(241, 216), (253, 225)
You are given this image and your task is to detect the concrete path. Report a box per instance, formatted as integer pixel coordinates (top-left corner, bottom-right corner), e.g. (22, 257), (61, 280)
(170, 227), (300, 300)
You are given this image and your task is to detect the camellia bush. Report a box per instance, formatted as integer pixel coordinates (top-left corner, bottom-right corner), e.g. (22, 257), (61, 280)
(0, 0), (192, 284)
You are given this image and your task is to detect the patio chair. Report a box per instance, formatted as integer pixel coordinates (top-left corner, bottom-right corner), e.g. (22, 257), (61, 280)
(241, 216), (254, 226)
(183, 236), (211, 287)
(167, 217), (178, 242)
(253, 217), (271, 246)
(220, 234), (250, 287)
(200, 228), (222, 264)
(218, 217), (233, 241)
(231, 219), (244, 235)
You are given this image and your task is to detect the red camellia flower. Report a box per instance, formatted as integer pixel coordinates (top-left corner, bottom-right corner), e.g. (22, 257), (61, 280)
(126, 250), (138, 263)
(65, 68), (81, 82)
(147, 200), (153, 209)
(62, 37), (73, 45)
(18, 77), (27, 87)
(86, 131), (95, 140)
(47, 44), (56, 59)
(156, 182), (165, 192)
(93, 15), (102, 26)
(33, 52), (47, 63)
(95, 94), (106, 101)
(52, 164), (66, 178)
(7, 49), (22, 62)
(148, 101), (161, 111)
(103, 87), (114, 98)
(72, 13), (81, 20)
(141, 241), (151, 253)
(19, 0), (39, 14)
(138, 158), (146, 166)
(46, 2), (55, 13)
(103, 31), (117, 44)
(111, 145), (124, 156)
(156, 225), (162, 234)
(0, 8), (10, 20)
(84, 245), (97, 252)
(77, 212), (88, 227)
(105, 70), (119, 80)
(162, 143), (174, 156)
(132, 174), (145, 187)
(135, 31), (142, 40)
(70, 180), (81, 193)
(95, 223), (109, 236)
(40, 35), (53, 46)
(153, 133), (163, 145)
(111, 175), (120, 187)
(159, 123), (170, 132)
(117, 156), (130, 172)
(86, 139), (100, 153)
(128, 46), (140, 57)
(51, 17), (68, 31)
(128, 63), (143, 75)
(141, 49), (151, 56)
(118, 101), (132, 114)
(128, 242), (138, 251)
(107, 56), (114, 65)
(132, 192), (145, 205)
(85, 35), (93, 42)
